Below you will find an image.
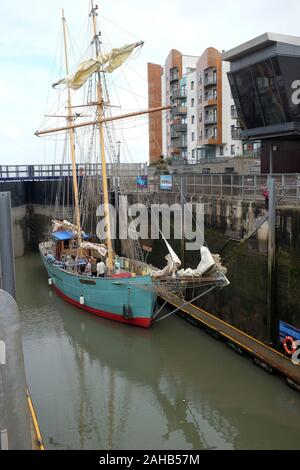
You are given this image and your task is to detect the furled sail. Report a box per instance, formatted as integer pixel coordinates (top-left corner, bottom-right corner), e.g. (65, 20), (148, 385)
(80, 242), (107, 258)
(52, 42), (143, 90)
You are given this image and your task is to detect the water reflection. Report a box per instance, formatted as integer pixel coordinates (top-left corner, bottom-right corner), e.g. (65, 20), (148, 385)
(17, 255), (300, 450)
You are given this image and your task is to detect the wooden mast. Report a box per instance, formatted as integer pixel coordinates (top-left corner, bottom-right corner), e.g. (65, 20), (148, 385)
(35, 105), (172, 136)
(62, 9), (82, 246)
(91, 0), (114, 272)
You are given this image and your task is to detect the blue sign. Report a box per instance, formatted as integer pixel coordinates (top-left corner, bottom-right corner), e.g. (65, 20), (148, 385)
(136, 175), (148, 189)
(279, 321), (300, 342)
(160, 175), (173, 190)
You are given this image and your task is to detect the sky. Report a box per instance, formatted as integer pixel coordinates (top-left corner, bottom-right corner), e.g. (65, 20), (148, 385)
(1, 0), (300, 166)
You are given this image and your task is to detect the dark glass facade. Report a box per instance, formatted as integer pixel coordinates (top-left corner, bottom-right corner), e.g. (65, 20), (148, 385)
(228, 56), (300, 131)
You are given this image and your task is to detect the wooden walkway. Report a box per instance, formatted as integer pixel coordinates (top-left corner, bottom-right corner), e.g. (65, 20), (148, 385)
(159, 291), (300, 389)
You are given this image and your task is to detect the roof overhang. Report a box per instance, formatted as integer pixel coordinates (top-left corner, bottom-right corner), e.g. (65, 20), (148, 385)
(222, 32), (300, 62)
(242, 122), (300, 141)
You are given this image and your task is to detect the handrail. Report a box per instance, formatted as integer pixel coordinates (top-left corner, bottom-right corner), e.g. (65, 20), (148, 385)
(27, 389), (45, 450)
(0, 163), (148, 181)
(1, 166), (300, 204)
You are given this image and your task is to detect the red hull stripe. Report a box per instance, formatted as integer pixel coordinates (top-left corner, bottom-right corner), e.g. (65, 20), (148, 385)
(52, 283), (152, 328)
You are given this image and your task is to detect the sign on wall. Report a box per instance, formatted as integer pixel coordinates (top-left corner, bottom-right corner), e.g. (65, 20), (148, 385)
(136, 175), (148, 189)
(160, 175), (173, 190)
(279, 321), (300, 342)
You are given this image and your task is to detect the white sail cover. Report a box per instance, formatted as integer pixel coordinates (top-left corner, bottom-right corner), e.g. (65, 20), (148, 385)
(52, 42), (142, 90)
(151, 234), (181, 278)
(161, 233), (181, 266)
(80, 242), (107, 258)
(52, 219), (80, 234)
(196, 246), (215, 275)
(52, 219), (85, 237)
(178, 246), (216, 277)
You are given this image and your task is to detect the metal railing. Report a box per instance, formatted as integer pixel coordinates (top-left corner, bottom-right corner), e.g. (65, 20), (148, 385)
(172, 106), (187, 116)
(204, 94), (216, 103)
(172, 123), (187, 133)
(204, 76), (217, 86)
(204, 133), (217, 140)
(170, 73), (179, 82)
(231, 128), (242, 140)
(0, 163), (148, 181)
(172, 138), (188, 148)
(172, 89), (187, 99)
(120, 173), (300, 205)
(1, 165), (299, 204)
(204, 116), (217, 125)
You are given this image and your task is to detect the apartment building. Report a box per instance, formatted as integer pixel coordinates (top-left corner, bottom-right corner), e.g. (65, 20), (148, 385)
(147, 47), (244, 164)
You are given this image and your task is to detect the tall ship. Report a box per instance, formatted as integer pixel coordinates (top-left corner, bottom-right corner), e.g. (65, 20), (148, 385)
(35, 1), (229, 328)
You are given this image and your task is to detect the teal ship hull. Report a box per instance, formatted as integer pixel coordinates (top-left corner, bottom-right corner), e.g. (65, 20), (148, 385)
(40, 248), (157, 328)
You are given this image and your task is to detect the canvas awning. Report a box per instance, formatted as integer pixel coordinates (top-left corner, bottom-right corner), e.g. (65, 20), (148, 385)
(51, 231), (74, 242)
(52, 231), (89, 242)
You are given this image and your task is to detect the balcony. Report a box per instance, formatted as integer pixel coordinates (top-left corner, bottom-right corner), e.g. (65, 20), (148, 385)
(172, 106), (187, 117)
(204, 127), (218, 141)
(205, 133), (217, 140)
(204, 75), (217, 87)
(171, 132), (179, 140)
(172, 88), (187, 99)
(172, 138), (188, 148)
(231, 128), (242, 140)
(204, 115), (217, 125)
(170, 69), (179, 82)
(172, 123), (187, 133)
(203, 94), (217, 107)
(205, 93), (213, 100)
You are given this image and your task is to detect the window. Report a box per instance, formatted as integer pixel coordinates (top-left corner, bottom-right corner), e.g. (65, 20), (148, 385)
(191, 132), (195, 141)
(213, 88), (217, 99)
(227, 56), (294, 129)
(191, 81), (194, 90)
(192, 149), (196, 158)
(213, 127), (218, 138)
(191, 115), (195, 124)
(220, 146), (224, 156)
(231, 104), (237, 119)
(191, 98), (195, 107)
(231, 145), (235, 155)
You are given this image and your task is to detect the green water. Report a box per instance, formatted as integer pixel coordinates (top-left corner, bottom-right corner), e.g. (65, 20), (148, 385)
(17, 254), (300, 450)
